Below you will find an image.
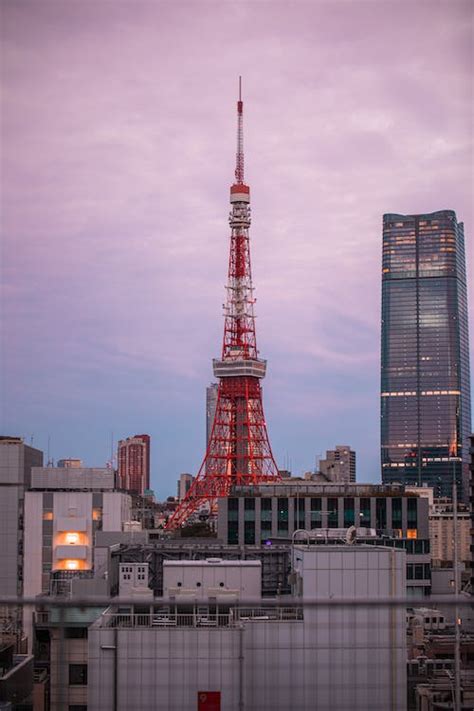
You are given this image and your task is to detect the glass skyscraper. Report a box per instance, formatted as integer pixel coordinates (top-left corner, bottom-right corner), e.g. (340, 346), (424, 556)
(381, 210), (471, 501)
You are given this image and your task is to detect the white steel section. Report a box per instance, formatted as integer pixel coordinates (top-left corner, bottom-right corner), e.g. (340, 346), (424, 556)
(230, 191), (250, 203)
(213, 358), (266, 379)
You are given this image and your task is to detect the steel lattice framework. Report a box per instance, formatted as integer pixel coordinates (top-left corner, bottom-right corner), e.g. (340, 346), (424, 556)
(166, 79), (280, 530)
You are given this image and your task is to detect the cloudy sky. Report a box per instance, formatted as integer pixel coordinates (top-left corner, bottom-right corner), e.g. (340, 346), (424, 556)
(2, 0), (472, 497)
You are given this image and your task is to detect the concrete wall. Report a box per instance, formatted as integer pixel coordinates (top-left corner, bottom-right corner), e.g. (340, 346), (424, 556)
(88, 546), (407, 711)
(0, 441), (42, 639)
(103, 492), (131, 530)
(163, 560), (261, 599)
(0, 442), (42, 599)
(88, 627), (242, 711)
(31, 467), (115, 490)
(50, 631), (88, 711)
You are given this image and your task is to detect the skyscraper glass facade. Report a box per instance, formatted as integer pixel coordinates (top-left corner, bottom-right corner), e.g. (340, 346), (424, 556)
(381, 210), (471, 500)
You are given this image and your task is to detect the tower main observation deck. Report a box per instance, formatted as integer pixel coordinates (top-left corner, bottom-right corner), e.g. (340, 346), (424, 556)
(166, 80), (280, 531)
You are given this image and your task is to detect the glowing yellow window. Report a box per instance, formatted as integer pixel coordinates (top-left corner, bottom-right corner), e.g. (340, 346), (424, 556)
(43, 512), (53, 520)
(65, 532), (79, 545)
(407, 529), (418, 539)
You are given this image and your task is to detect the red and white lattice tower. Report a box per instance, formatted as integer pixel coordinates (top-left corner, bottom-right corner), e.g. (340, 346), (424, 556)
(166, 79), (280, 530)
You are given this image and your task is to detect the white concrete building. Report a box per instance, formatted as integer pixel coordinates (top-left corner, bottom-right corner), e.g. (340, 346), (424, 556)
(0, 437), (43, 638)
(88, 545), (407, 710)
(163, 558), (261, 601)
(119, 563), (152, 599)
(23, 468), (131, 648)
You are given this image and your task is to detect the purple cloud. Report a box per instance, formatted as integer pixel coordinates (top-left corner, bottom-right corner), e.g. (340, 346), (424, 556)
(1, 0), (472, 495)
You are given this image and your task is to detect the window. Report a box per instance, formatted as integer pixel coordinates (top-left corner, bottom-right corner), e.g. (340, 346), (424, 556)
(294, 498), (305, 530)
(407, 497), (418, 529)
(244, 520), (255, 544)
(228, 520), (239, 545)
(244, 498), (255, 521)
(310, 498), (321, 528)
(277, 498), (289, 535)
(327, 499), (338, 528)
(69, 664), (87, 685)
(69, 706), (87, 711)
(65, 627), (88, 639)
(228, 498), (239, 522)
(392, 498), (402, 529)
(260, 519), (272, 542)
(359, 498), (371, 527)
(261, 498), (272, 531)
(376, 498), (386, 530)
(414, 564), (424, 580)
(344, 498), (354, 527)
(261, 497), (272, 516)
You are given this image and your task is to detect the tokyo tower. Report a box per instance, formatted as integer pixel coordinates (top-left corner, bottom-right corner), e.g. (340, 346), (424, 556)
(166, 79), (280, 530)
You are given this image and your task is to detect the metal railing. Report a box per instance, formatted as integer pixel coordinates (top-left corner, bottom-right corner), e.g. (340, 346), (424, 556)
(1, 595), (473, 711)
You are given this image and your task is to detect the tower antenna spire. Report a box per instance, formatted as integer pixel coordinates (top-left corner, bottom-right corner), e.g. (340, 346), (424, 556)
(235, 76), (244, 184)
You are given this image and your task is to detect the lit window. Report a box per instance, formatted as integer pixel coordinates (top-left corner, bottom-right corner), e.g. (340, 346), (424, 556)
(407, 529), (417, 539)
(43, 512), (53, 520)
(66, 532), (79, 545)
(66, 560), (79, 570)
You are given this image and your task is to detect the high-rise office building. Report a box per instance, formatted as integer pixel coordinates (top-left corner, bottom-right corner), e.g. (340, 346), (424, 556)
(205, 383), (218, 446)
(177, 473), (194, 501)
(319, 445), (356, 483)
(118, 434), (150, 495)
(381, 210), (471, 500)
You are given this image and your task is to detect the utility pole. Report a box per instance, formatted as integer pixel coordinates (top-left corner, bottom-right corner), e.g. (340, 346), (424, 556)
(453, 464), (461, 711)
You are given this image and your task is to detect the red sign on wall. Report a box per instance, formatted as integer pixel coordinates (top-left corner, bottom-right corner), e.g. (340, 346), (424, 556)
(198, 691), (221, 711)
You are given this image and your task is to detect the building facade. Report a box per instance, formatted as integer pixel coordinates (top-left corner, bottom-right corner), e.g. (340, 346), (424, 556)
(217, 483), (431, 597)
(88, 547), (407, 711)
(0, 437), (43, 639)
(23, 467), (131, 648)
(205, 382), (218, 446)
(319, 444), (356, 483)
(429, 500), (470, 563)
(177, 473), (194, 501)
(381, 210), (471, 501)
(117, 434), (150, 495)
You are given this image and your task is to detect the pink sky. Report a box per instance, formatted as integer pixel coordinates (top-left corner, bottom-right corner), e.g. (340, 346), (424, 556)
(2, 0), (473, 496)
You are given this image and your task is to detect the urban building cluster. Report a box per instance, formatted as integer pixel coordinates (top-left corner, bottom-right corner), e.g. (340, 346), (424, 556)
(1, 91), (472, 711)
(0, 434), (473, 710)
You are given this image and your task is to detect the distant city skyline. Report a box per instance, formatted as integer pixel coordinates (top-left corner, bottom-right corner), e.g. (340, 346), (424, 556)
(2, 1), (472, 498)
